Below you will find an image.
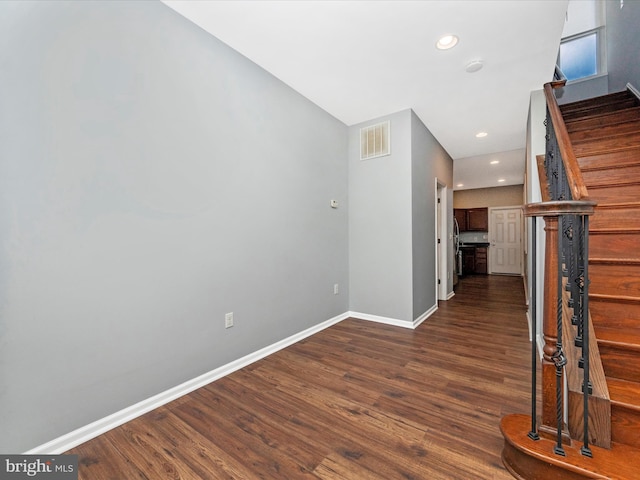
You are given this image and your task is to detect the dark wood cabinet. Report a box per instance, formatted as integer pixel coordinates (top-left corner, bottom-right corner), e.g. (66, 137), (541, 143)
(467, 208), (489, 231)
(454, 208), (488, 232)
(454, 209), (467, 232)
(463, 249), (476, 274)
(461, 246), (488, 275)
(474, 247), (487, 274)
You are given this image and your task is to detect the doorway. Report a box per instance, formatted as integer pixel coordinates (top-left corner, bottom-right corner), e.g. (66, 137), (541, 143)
(435, 180), (450, 300)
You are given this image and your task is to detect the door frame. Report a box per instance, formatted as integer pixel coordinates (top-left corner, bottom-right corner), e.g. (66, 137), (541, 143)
(435, 180), (450, 300)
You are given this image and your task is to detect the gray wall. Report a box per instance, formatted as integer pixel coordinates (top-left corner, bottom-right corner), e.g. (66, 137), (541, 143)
(556, 75), (609, 105)
(606, 0), (640, 92)
(411, 111), (453, 317)
(0, 1), (348, 452)
(348, 109), (453, 322)
(348, 110), (413, 321)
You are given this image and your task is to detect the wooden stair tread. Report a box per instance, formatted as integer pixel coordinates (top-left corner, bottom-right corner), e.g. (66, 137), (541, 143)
(567, 107), (640, 133)
(596, 327), (640, 350)
(579, 155), (640, 173)
(589, 202), (640, 230)
(577, 145), (640, 168)
(590, 293), (640, 305)
(562, 99), (640, 122)
(590, 258), (640, 265)
(589, 227), (640, 234)
(607, 378), (640, 411)
(587, 183), (640, 204)
(572, 130), (640, 156)
(569, 119), (640, 143)
(560, 91), (633, 112)
(564, 93), (638, 109)
(501, 414), (640, 480)
(582, 168), (640, 189)
(595, 201), (640, 209)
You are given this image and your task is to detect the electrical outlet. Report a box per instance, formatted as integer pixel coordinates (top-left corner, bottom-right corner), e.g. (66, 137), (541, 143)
(334, 284), (339, 295)
(225, 312), (234, 329)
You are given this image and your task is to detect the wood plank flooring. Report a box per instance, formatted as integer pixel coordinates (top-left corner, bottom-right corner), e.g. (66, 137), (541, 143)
(68, 275), (530, 479)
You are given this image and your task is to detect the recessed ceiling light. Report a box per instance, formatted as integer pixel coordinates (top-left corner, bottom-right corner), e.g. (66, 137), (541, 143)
(436, 34), (459, 50)
(475, 132), (488, 138)
(490, 160), (500, 165)
(465, 60), (484, 73)
(457, 183), (464, 187)
(498, 178), (506, 183)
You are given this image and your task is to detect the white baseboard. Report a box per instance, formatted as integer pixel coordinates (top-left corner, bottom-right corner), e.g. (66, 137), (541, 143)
(348, 304), (438, 330)
(26, 305), (443, 455)
(348, 311), (414, 329)
(445, 291), (455, 301)
(628, 82), (640, 101)
(412, 304), (438, 328)
(26, 311), (351, 455)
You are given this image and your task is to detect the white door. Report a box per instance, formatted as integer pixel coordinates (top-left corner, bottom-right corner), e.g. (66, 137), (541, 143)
(490, 207), (522, 275)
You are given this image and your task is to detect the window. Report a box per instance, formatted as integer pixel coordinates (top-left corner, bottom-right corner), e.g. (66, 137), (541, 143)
(558, 28), (604, 82)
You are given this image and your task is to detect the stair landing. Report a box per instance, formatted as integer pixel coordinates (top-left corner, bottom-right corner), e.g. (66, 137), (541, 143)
(501, 414), (640, 480)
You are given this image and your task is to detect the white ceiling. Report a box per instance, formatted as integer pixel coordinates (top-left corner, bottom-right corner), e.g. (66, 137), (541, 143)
(163, 0), (569, 191)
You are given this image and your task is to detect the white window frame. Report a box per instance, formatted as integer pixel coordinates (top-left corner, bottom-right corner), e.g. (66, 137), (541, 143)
(558, 26), (607, 83)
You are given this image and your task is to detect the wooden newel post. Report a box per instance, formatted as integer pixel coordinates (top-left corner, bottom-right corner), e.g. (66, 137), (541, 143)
(540, 215), (563, 438)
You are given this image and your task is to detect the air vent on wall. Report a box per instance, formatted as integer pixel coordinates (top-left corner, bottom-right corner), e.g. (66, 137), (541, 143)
(360, 121), (390, 160)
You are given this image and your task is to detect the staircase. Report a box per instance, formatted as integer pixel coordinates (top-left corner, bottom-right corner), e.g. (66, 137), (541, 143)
(501, 86), (640, 479)
(563, 89), (640, 454)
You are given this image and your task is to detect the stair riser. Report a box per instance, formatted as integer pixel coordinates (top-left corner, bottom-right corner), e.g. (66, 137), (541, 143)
(570, 120), (640, 143)
(572, 131), (640, 157)
(590, 299), (640, 331)
(582, 164), (640, 188)
(589, 263), (640, 298)
(591, 206), (640, 230)
(562, 99), (640, 121)
(612, 404), (640, 449)
(577, 146), (640, 170)
(599, 345), (640, 383)
(560, 91), (634, 113)
(567, 108), (640, 133)
(587, 183), (640, 204)
(590, 233), (640, 260)
(501, 438), (593, 480)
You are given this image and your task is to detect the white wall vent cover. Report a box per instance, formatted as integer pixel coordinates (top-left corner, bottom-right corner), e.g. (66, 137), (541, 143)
(360, 121), (390, 160)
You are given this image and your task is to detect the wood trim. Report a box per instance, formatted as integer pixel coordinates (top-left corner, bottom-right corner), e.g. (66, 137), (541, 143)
(544, 82), (590, 201)
(627, 82), (640, 102)
(502, 414), (640, 480)
(562, 278), (611, 448)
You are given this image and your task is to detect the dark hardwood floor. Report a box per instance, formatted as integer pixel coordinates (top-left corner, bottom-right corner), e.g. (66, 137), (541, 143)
(68, 274), (530, 479)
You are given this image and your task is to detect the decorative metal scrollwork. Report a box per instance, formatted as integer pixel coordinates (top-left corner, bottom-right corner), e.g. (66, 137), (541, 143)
(551, 349), (567, 369)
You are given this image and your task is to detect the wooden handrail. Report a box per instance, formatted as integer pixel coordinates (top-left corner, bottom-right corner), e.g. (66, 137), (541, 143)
(524, 199), (596, 218)
(543, 82), (590, 201)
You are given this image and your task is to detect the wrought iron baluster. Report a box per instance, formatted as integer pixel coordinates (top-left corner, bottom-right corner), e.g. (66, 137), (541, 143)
(581, 215), (593, 457)
(528, 216), (540, 442)
(554, 214), (566, 456)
